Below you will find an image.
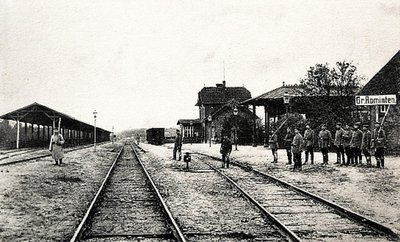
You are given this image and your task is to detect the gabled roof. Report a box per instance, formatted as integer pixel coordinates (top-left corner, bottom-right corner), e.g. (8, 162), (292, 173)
(196, 85), (251, 106)
(359, 50), (400, 95)
(0, 102), (110, 132)
(242, 85), (303, 105)
(177, 119), (202, 125)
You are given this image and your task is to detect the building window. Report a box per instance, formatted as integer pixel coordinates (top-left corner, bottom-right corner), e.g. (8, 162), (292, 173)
(184, 126), (194, 137)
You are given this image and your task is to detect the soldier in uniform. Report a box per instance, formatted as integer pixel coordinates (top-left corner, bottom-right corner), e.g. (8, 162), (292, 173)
(291, 128), (304, 171)
(342, 124), (352, 166)
(318, 124), (332, 164)
(371, 122), (386, 168)
(173, 130), (182, 161)
(269, 130), (278, 163)
(361, 124), (372, 167)
(333, 122), (345, 165)
(303, 124), (315, 165)
(284, 127), (294, 165)
(350, 123), (363, 166)
(220, 134), (232, 168)
(49, 129), (65, 166)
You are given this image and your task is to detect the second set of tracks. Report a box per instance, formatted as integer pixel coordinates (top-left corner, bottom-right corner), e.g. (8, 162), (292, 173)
(70, 143), (399, 241)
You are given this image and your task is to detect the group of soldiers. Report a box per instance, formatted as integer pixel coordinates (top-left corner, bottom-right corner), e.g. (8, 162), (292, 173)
(269, 121), (386, 171)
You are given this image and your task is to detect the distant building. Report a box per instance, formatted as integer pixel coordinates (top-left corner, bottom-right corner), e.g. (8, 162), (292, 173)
(358, 50), (400, 152)
(177, 81), (256, 144)
(177, 119), (202, 143)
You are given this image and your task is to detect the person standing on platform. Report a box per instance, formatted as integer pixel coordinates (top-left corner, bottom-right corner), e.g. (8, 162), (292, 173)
(49, 129), (65, 166)
(303, 124), (315, 165)
(220, 134), (232, 168)
(136, 134), (141, 145)
(371, 122), (386, 168)
(292, 128), (304, 171)
(173, 130), (182, 161)
(318, 124), (332, 165)
(342, 124), (352, 166)
(269, 130), (279, 163)
(284, 127), (294, 165)
(361, 124), (372, 167)
(334, 122), (345, 165)
(350, 123), (363, 166)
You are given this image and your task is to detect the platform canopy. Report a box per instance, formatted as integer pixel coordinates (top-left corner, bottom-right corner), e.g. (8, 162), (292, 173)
(0, 102), (109, 133)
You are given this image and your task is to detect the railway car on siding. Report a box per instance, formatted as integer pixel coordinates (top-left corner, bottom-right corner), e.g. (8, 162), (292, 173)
(146, 128), (165, 145)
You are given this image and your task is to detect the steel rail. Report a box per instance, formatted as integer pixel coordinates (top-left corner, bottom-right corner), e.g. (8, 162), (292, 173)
(0, 143), (107, 167)
(130, 143), (187, 242)
(69, 145), (124, 242)
(203, 160), (302, 242)
(196, 151), (400, 241)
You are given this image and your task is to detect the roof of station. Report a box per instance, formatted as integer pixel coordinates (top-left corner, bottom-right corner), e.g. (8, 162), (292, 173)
(359, 50), (400, 95)
(177, 119), (202, 125)
(0, 102), (110, 133)
(242, 84), (303, 106)
(195, 82), (252, 106)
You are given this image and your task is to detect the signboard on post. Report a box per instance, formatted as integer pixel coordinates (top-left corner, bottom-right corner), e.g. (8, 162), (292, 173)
(355, 95), (397, 106)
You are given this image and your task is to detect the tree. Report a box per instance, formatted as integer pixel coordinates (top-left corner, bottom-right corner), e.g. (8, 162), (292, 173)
(300, 61), (363, 97)
(298, 61), (364, 131)
(332, 61), (364, 96)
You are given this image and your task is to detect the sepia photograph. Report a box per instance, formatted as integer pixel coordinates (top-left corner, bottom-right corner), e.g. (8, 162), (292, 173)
(0, 0), (399, 241)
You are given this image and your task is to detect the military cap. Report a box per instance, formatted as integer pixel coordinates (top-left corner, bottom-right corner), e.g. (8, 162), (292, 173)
(336, 122), (342, 126)
(321, 124), (327, 127)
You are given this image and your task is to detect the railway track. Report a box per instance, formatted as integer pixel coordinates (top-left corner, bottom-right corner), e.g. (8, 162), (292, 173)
(0, 143), (108, 167)
(196, 152), (399, 241)
(70, 144), (186, 242)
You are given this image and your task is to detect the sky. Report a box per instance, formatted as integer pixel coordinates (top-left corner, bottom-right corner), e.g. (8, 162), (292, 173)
(1, 0), (399, 132)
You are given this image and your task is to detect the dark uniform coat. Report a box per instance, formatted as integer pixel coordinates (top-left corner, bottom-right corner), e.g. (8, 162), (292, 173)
(220, 138), (232, 155)
(291, 133), (304, 154)
(174, 134), (182, 149)
(334, 128), (345, 146)
(350, 129), (363, 149)
(361, 130), (372, 149)
(303, 129), (315, 147)
(342, 130), (352, 148)
(284, 131), (294, 149)
(371, 128), (386, 148)
(318, 130), (332, 148)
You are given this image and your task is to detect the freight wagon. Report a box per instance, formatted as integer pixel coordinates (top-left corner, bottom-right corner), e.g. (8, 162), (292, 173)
(146, 128), (165, 145)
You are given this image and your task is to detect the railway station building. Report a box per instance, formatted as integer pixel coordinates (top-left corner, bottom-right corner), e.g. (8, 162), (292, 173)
(195, 81), (257, 144)
(242, 83), (354, 146)
(0, 102), (111, 149)
(177, 81), (256, 144)
(357, 50), (400, 152)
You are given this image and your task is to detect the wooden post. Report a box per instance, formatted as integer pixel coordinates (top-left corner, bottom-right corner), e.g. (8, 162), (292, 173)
(31, 123), (34, 145)
(24, 122), (28, 147)
(42, 125), (45, 146)
(252, 104), (257, 147)
(16, 119), (20, 149)
(264, 106), (269, 147)
(47, 126), (50, 141)
(37, 125), (40, 142)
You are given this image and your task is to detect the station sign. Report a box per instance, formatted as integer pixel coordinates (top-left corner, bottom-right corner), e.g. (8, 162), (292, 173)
(355, 95), (397, 106)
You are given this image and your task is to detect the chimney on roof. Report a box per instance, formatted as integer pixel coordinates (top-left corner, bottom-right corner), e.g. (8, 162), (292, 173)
(283, 81), (285, 87)
(223, 80), (226, 87)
